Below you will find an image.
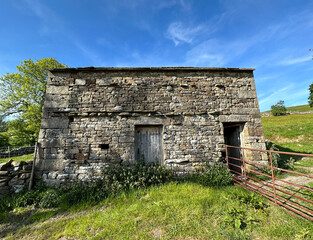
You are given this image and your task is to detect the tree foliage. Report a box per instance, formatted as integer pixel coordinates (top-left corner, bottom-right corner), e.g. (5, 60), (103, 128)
(271, 100), (287, 116)
(0, 58), (67, 145)
(0, 117), (9, 146)
(309, 83), (313, 107)
(0, 117), (7, 132)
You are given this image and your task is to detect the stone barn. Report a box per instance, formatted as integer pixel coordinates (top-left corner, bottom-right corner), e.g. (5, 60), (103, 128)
(36, 67), (266, 185)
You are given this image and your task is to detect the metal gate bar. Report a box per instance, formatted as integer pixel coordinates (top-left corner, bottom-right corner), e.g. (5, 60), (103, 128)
(226, 145), (313, 221)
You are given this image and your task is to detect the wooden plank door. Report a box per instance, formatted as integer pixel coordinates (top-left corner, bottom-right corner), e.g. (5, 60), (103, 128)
(135, 125), (163, 164)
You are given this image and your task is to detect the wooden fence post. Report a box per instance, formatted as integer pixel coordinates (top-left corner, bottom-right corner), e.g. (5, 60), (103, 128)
(28, 142), (39, 191)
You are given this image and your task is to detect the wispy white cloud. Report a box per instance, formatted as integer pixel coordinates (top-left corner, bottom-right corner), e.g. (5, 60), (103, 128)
(255, 73), (283, 84)
(166, 22), (203, 45)
(155, 0), (177, 9)
(175, 11), (285, 66)
(166, 8), (228, 47)
(183, 11), (313, 69)
(114, 47), (176, 67)
(258, 81), (311, 111)
(278, 56), (312, 66)
(108, 0), (188, 12)
(152, 0), (192, 11)
(184, 39), (226, 66)
(24, 0), (46, 18)
(178, 0), (192, 11)
(73, 41), (106, 66)
(23, 0), (64, 30)
(22, 0), (105, 66)
(184, 35), (258, 67)
(183, 1), (313, 70)
(259, 85), (293, 107)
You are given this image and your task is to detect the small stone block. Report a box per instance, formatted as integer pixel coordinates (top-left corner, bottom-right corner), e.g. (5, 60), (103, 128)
(75, 79), (86, 85)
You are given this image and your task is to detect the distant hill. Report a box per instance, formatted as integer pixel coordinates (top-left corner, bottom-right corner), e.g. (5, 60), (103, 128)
(285, 104), (313, 113)
(261, 104), (313, 117)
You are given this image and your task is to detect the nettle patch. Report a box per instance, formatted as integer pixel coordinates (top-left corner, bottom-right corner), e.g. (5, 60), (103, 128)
(0, 162), (233, 212)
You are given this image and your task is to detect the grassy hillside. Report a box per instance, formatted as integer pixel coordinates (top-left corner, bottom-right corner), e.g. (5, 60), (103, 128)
(263, 104), (313, 115)
(262, 113), (313, 153)
(286, 104), (313, 112)
(2, 183), (312, 239)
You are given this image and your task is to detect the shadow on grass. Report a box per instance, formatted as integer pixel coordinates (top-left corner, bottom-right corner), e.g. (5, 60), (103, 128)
(273, 144), (304, 161)
(0, 208), (60, 238)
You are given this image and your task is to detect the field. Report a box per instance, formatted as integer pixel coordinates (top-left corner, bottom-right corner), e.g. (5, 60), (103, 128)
(261, 113), (313, 154)
(2, 183), (313, 240)
(261, 105), (313, 176)
(0, 153), (33, 163)
(261, 104), (313, 154)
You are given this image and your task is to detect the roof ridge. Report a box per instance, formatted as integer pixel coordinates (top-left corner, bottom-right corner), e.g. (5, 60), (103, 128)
(49, 67), (255, 72)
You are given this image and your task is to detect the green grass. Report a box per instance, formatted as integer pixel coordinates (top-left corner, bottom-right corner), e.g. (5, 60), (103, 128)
(0, 153), (34, 163)
(295, 158), (313, 168)
(286, 104), (313, 113)
(262, 113), (313, 153)
(2, 183), (312, 240)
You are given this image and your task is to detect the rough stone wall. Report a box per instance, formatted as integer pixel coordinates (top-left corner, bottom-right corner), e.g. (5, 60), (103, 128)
(36, 67), (266, 186)
(0, 160), (33, 197)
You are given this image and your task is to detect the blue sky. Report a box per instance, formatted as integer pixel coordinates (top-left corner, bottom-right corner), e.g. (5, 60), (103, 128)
(0, 0), (312, 111)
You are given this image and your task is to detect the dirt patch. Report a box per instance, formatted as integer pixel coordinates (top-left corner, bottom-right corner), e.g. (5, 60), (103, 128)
(274, 135), (305, 143)
(151, 227), (166, 239)
(278, 175), (313, 187)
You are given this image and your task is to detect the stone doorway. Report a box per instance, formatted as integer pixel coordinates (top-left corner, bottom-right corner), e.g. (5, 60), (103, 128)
(223, 123), (244, 174)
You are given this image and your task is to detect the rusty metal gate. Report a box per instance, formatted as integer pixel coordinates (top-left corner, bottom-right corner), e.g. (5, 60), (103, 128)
(226, 145), (313, 221)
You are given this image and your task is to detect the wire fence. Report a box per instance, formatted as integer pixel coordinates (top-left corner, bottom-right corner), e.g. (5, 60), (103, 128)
(0, 146), (35, 159)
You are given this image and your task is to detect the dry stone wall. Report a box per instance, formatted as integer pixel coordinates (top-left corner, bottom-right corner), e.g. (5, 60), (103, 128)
(0, 160), (33, 197)
(37, 67), (266, 186)
(0, 146), (35, 159)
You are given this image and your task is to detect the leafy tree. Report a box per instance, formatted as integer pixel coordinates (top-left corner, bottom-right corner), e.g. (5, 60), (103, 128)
(5, 119), (36, 146)
(0, 58), (67, 145)
(309, 83), (313, 107)
(0, 117), (7, 132)
(0, 117), (9, 146)
(0, 132), (9, 146)
(271, 100), (287, 116)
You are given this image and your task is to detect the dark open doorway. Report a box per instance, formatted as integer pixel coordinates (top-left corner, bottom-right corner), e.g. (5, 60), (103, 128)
(223, 123), (244, 175)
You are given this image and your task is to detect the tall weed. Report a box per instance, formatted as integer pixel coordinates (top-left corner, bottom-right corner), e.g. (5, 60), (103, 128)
(102, 161), (174, 193)
(266, 141), (295, 172)
(190, 162), (233, 187)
